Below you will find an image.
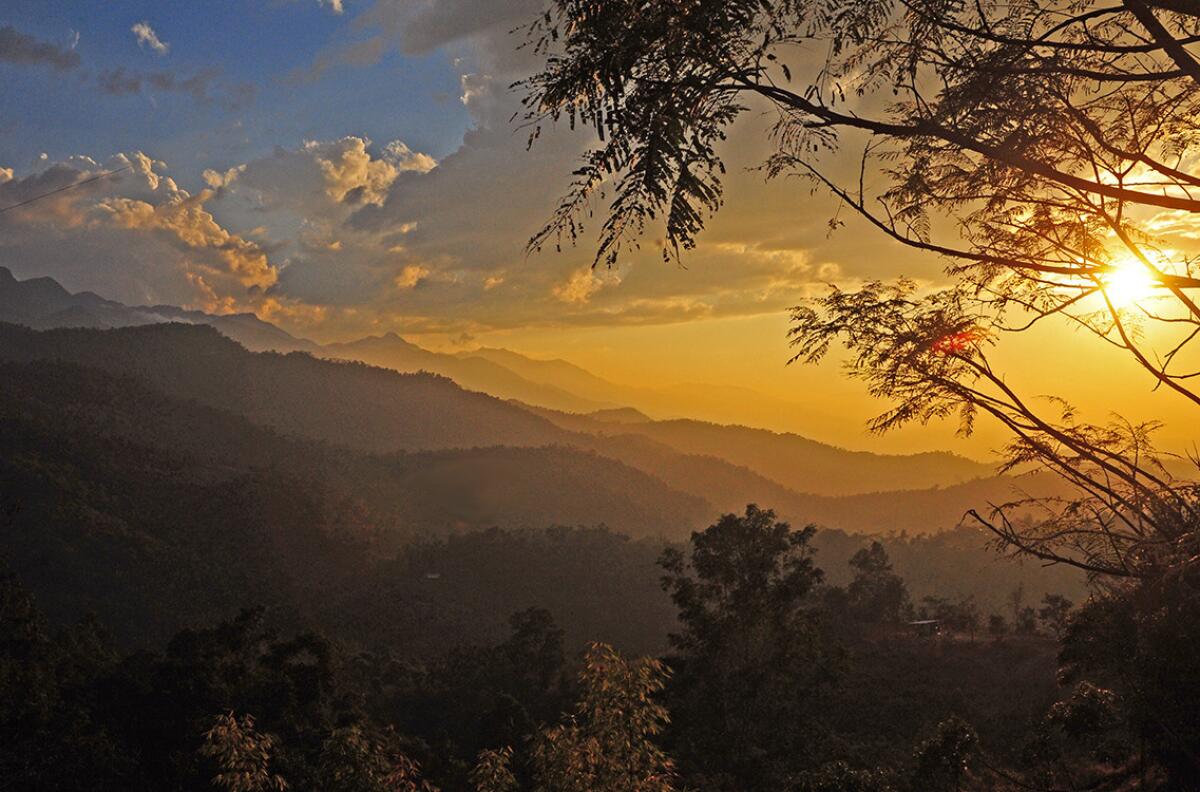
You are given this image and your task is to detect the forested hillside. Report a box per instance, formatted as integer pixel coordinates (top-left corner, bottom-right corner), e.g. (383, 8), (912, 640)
(1, 352), (1079, 649)
(0, 321), (1048, 537)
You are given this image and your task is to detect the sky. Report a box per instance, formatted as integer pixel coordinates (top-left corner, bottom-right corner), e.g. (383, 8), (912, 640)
(1, 0), (1196, 459)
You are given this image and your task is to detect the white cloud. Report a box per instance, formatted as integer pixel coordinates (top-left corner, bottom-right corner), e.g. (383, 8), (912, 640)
(202, 165), (246, 189)
(131, 22), (169, 55)
(394, 265), (430, 289)
(382, 141), (437, 174)
(553, 268), (621, 304)
(319, 0), (345, 13)
(0, 152), (282, 315)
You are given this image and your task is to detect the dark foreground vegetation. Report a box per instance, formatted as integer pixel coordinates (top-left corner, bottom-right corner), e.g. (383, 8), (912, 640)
(0, 322), (1189, 789)
(5, 504), (1092, 792)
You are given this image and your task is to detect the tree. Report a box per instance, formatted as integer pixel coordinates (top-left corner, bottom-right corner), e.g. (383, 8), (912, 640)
(1015, 606), (1040, 637)
(910, 717), (979, 792)
(795, 761), (899, 792)
(986, 614), (1007, 640)
(530, 642), (676, 792)
(658, 505), (841, 788)
(470, 748), (518, 792)
(199, 712), (288, 792)
(920, 595), (980, 640)
(394, 607), (568, 782)
(1008, 585), (1026, 628)
(1057, 578), (1200, 785)
(523, 0), (1200, 583)
(316, 725), (438, 792)
(1037, 594), (1074, 640)
(846, 541), (910, 625)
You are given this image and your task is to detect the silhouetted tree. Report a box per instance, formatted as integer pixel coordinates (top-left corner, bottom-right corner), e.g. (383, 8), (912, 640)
(469, 748), (518, 792)
(1037, 594), (1074, 640)
(530, 642), (676, 792)
(1015, 606), (1040, 637)
(795, 761), (899, 792)
(920, 595), (980, 640)
(659, 505), (841, 788)
(846, 541), (910, 625)
(316, 724), (438, 792)
(199, 713), (288, 792)
(1056, 577), (1200, 786)
(525, 13), (1200, 786)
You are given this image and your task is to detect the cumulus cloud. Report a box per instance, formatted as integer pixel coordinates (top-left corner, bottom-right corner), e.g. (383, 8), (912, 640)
(382, 141), (437, 174)
(0, 152), (289, 318)
(553, 268), (618, 304)
(99, 191), (277, 290)
(0, 6), (882, 346)
(313, 137), (406, 205)
(0, 25), (81, 70)
(319, 0), (346, 13)
(184, 136), (450, 314)
(217, 137), (435, 217)
(131, 22), (169, 55)
(202, 165), (246, 189)
(394, 265), (430, 289)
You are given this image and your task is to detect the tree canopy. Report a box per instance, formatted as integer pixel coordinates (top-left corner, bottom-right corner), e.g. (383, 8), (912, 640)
(523, 0), (1200, 582)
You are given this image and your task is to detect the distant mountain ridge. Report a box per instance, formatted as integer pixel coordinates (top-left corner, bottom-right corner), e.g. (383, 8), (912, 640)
(0, 266), (999, 504)
(0, 356), (1080, 654)
(0, 266), (994, 491)
(0, 322), (568, 453)
(0, 264), (320, 352)
(324, 332), (612, 414)
(0, 320), (1047, 540)
(530, 406), (995, 496)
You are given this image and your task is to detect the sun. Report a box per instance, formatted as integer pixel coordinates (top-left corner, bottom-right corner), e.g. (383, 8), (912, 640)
(1100, 258), (1158, 309)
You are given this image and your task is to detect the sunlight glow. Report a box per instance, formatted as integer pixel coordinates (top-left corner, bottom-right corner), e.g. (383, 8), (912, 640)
(1100, 258), (1159, 309)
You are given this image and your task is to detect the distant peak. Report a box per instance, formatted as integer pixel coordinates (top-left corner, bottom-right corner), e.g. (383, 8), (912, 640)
(356, 331), (416, 347)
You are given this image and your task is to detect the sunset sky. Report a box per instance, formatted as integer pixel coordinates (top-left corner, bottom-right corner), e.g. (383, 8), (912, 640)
(2, 0), (1196, 457)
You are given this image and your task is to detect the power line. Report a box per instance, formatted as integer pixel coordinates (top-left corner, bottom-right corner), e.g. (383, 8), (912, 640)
(0, 165), (133, 216)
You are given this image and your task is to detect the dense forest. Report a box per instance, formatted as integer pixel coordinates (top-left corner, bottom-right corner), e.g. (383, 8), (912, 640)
(0, 496), (1131, 791)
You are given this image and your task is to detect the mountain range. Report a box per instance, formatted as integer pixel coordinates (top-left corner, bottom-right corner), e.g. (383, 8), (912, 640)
(0, 265), (994, 497)
(0, 266), (1086, 648)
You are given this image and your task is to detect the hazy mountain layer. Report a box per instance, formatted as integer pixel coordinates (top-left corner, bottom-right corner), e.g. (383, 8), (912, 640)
(0, 321), (1052, 536)
(1, 266), (986, 492)
(531, 406), (996, 496)
(0, 267), (1044, 538)
(0, 326), (1084, 655)
(0, 323), (569, 453)
(323, 332), (612, 414)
